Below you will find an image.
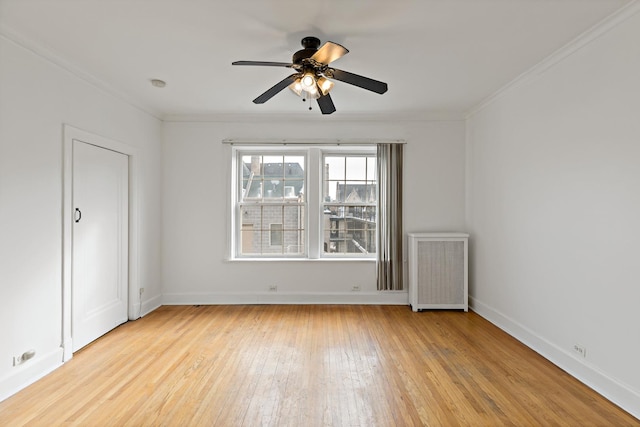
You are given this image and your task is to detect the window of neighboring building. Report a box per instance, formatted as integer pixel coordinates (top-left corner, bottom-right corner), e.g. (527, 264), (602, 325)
(232, 146), (376, 259)
(269, 223), (283, 246)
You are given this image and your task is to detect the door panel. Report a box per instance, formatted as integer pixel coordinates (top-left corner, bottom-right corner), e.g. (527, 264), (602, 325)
(72, 140), (128, 352)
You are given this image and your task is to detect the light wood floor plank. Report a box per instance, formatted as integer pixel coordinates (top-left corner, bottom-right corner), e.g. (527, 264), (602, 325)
(0, 305), (637, 426)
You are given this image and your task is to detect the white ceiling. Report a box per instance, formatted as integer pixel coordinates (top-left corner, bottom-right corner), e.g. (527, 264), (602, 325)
(0, 0), (631, 119)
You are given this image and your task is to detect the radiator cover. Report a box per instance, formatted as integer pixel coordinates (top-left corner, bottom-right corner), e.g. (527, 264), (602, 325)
(408, 233), (469, 312)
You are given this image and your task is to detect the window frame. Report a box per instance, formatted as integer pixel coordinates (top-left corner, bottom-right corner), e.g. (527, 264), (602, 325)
(320, 151), (377, 258)
(230, 145), (376, 260)
(233, 148), (308, 258)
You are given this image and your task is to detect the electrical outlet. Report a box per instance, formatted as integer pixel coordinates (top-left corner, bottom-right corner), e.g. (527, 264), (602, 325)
(269, 285), (277, 292)
(573, 344), (587, 358)
(351, 285), (361, 291)
(13, 350), (36, 366)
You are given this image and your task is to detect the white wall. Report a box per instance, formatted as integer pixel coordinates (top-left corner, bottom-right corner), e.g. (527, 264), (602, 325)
(162, 118), (466, 303)
(0, 36), (163, 400)
(466, 8), (640, 417)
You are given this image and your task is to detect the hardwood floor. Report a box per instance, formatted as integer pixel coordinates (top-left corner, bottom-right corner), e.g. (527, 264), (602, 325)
(0, 305), (637, 426)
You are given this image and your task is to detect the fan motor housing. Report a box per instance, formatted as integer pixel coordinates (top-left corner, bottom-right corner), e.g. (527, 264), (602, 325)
(292, 36), (321, 65)
(292, 48), (316, 65)
(301, 36), (321, 49)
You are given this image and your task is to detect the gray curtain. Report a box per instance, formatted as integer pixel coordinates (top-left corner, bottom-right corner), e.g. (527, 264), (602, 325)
(377, 143), (404, 291)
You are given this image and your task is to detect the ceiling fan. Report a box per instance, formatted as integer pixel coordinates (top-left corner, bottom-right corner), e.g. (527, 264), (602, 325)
(232, 36), (388, 115)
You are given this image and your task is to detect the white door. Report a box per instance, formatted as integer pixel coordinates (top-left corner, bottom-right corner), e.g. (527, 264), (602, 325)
(72, 140), (129, 352)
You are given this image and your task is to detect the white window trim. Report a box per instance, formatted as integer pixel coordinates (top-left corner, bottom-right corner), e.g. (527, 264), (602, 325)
(229, 145), (376, 261)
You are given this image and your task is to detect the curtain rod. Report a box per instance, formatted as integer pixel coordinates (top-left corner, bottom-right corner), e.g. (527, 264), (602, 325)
(222, 139), (406, 146)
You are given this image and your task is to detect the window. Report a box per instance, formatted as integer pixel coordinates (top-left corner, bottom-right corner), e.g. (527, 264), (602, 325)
(232, 146), (377, 259)
(322, 154), (376, 256)
(236, 152), (306, 256)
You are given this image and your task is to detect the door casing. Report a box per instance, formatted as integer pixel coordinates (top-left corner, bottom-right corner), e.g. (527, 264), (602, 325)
(62, 125), (140, 362)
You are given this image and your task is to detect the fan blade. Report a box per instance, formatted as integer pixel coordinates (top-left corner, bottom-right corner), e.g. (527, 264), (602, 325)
(311, 41), (349, 65)
(253, 74), (299, 104)
(329, 68), (388, 94)
(317, 93), (336, 115)
(232, 61), (294, 67)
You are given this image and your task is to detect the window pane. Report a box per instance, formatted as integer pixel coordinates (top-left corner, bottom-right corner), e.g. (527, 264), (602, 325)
(270, 224), (283, 246)
(283, 206), (304, 230)
(284, 179), (304, 199)
(241, 155), (263, 200)
(261, 156), (284, 200)
(283, 231), (304, 254)
(263, 155), (284, 169)
(366, 206), (377, 222)
(367, 157), (376, 180)
(323, 156), (377, 203)
(240, 223), (260, 255)
(261, 231), (279, 254)
(283, 206), (304, 254)
(343, 181), (369, 202)
(239, 200), (305, 256)
(262, 205), (283, 226)
(325, 156), (345, 180)
(326, 180), (342, 202)
(365, 183), (377, 203)
(242, 155), (260, 173)
(240, 205), (262, 229)
(346, 156), (367, 180)
(241, 178), (251, 199)
(322, 205), (376, 255)
(284, 156), (304, 176)
(265, 180), (283, 198)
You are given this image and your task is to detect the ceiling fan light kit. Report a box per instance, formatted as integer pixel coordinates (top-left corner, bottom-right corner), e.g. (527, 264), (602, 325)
(232, 36), (388, 114)
(298, 71), (320, 99)
(317, 77), (334, 96)
(301, 73), (316, 90)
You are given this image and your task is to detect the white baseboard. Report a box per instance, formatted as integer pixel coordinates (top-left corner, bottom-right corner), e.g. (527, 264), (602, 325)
(0, 347), (63, 403)
(469, 296), (640, 419)
(130, 295), (162, 319)
(1, 293), (163, 403)
(62, 337), (73, 362)
(130, 302), (141, 320)
(140, 294), (162, 317)
(162, 291), (409, 306)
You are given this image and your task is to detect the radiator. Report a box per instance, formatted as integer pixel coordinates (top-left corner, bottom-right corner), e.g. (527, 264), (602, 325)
(407, 233), (469, 312)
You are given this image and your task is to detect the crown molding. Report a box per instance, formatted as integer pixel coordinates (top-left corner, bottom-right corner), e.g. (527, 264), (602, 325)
(0, 25), (163, 121)
(221, 138), (405, 145)
(465, 0), (640, 119)
(161, 110), (464, 123)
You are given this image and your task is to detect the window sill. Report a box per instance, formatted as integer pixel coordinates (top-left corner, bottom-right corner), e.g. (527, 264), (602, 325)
(225, 257), (376, 263)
